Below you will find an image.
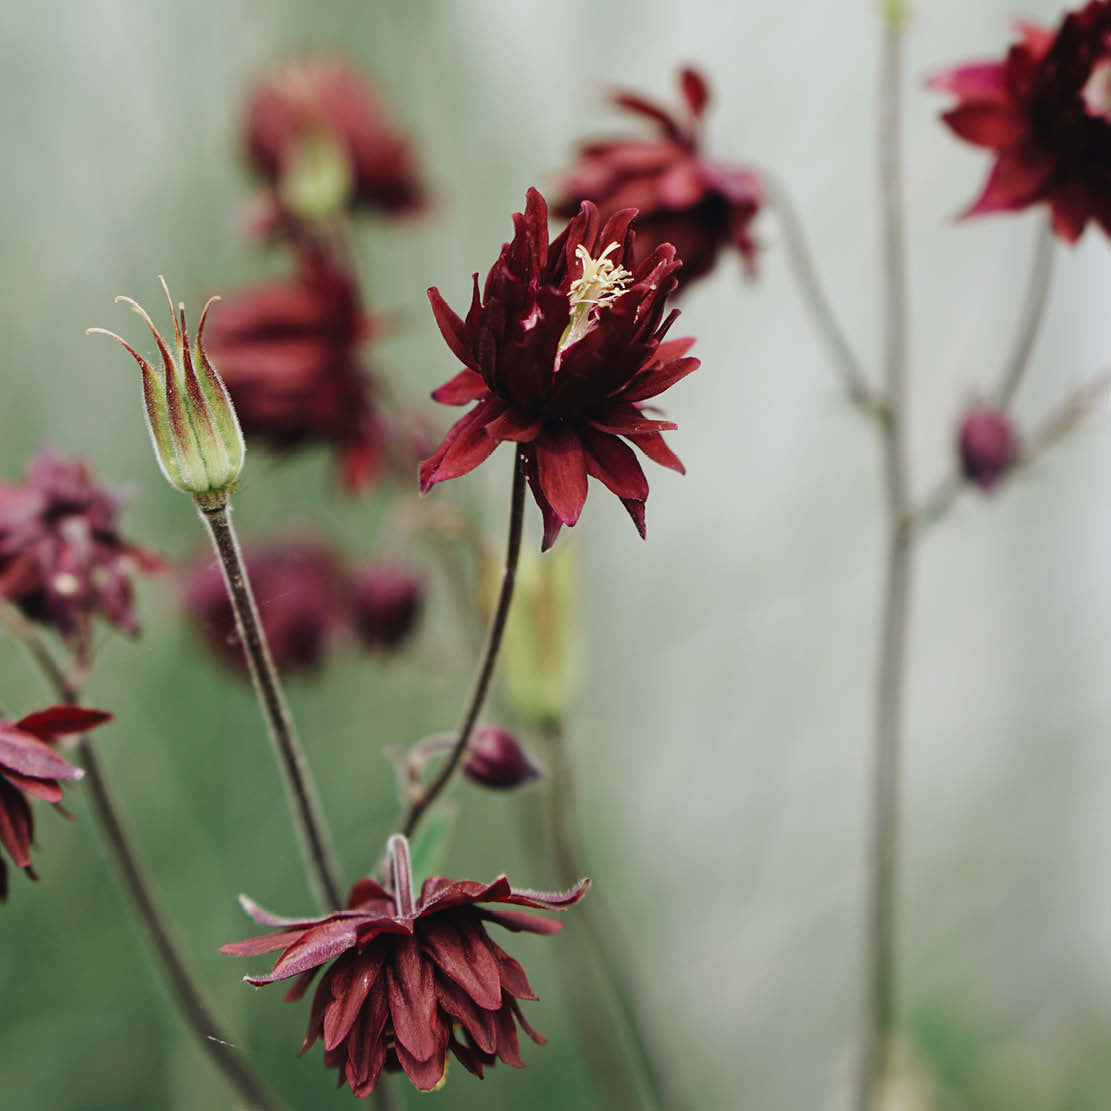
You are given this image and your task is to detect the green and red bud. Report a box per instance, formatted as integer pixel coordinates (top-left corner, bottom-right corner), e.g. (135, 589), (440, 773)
(88, 278), (245, 510)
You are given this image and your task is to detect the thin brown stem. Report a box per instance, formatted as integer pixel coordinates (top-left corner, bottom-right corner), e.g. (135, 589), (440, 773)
(996, 218), (1054, 409)
(762, 168), (880, 415)
(859, 21), (912, 1111)
(398, 453), (526, 841)
(200, 502), (342, 910)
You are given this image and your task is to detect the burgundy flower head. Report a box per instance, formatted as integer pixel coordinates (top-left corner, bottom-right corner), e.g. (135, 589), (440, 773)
(421, 188), (700, 550)
(958, 406), (1018, 490)
(0, 705), (111, 900)
(351, 563), (423, 653)
(201, 251), (387, 492)
(222, 835), (588, 1096)
(185, 538), (349, 676)
(244, 56), (425, 235)
(0, 451), (162, 644)
(555, 68), (763, 290)
(932, 4), (1111, 240)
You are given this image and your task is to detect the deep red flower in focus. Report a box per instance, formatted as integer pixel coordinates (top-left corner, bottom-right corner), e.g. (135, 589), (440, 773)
(555, 68), (763, 290)
(958, 406), (1018, 490)
(222, 834), (588, 1095)
(0, 705), (111, 900)
(421, 188), (699, 550)
(932, 4), (1111, 240)
(351, 563), (423, 653)
(201, 251), (387, 492)
(244, 56), (426, 236)
(184, 538), (349, 676)
(0, 452), (162, 644)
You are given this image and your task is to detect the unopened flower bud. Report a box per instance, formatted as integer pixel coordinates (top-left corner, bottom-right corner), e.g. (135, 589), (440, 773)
(463, 728), (542, 790)
(958, 406), (1017, 490)
(88, 278), (245, 510)
(351, 564), (422, 651)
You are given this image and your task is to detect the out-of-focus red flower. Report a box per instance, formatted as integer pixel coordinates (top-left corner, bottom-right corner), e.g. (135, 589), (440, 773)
(421, 188), (700, 550)
(932, 4), (1111, 240)
(463, 728), (541, 790)
(555, 68), (763, 290)
(0, 705), (111, 900)
(202, 251), (387, 493)
(185, 538), (349, 676)
(351, 563), (423, 652)
(0, 452), (162, 645)
(244, 56), (425, 235)
(222, 835), (587, 1095)
(958, 407), (1018, 490)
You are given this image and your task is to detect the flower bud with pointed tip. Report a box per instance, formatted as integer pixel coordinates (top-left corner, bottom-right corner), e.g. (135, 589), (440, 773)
(958, 406), (1017, 491)
(464, 727), (542, 790)
(88, 278), (246, 510)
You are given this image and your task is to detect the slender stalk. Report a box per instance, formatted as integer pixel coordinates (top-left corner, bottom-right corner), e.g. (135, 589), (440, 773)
(540, 721), (680, 1111)
(761, 168), (880, 414)
(859, 21), (912, 1111)
(398, 453), (526, 840)
(199, 502), (342, 910)
(0, 606), (276, 1109)
(996, 218), (1054, 409)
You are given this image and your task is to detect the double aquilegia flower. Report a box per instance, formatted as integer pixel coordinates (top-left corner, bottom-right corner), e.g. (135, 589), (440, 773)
(222, 835), (588, 1095)
(556, 67), (763, 290)
(0, 705), (111, 900)
(932, 2), (1111, 241)
(421, 188), (700, 550)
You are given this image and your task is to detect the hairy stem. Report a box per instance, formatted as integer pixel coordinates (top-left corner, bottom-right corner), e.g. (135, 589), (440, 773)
(200, 502), (342, 910)
(398, 453), (526, 840)
(996, 218), (1054, 409)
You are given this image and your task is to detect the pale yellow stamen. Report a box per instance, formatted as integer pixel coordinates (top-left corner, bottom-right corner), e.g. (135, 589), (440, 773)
(559, 242), (633, 355)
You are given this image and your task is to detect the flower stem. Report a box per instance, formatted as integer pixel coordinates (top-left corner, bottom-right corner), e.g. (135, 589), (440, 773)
(199, 501), (342, 910)
(996, 217), (1054, 409)
(398, 452), (526, 840)
(858, 21), (912, 1111)
(0, 605), (276, 1110)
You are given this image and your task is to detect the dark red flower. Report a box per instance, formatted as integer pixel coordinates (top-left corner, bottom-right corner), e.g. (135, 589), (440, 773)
(202, 251), (388, 492)
(421, 188), (700, 550)
(222, 835), (587, 1095)
(0, 451), (162, 644)
(351, 564), (423, 652)
(184, 538), (349, 676)
(958, 406), (1018, 490)
(0, 705), (111, 900)
(555, 68), (763, 290)
(463, 728), (541, 790)
(244, 56), (425, 235)
(932, 4), (1111, 240)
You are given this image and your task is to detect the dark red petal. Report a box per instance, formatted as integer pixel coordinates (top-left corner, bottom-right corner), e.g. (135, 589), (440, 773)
(628, 431), (686, 474)
(588, 402), (677, 436)
(220, 928), (313, 957)
(260, 918), (362, 982)
(535, 427), (588, 526)
(420, 917), (503, 1011)
(346, 877), (393, 909)
(0, 783), (33, 869)
(940, 102), (1027, 149)
(1049, 179), (1091, 243)
(15, 706), (112, 740)
(419, 400), (503, 493)
(621, 498), (647, 539)
(484, 408), (542, 443)
(344, 984), (390, 1085)
(436, 975), (498, 1053)
(299, 971), (332, 1055)
(487, 939), (538, 1001)
(496, 877), (591, 910)
(680, 67), (709, 117)
(0, 770), (63, 804)
(394, 1033), (449, 1091)
(0, 727), (84, 782)
(622, 356), (700, 403)
(492, 1001), (526, 1068)
(431, 368), (488, 405)
(284, 967), (320, 1002)
(387, 936), (440, 1061)
(582, 430), (649, 501)
(928, 62), (1009, 101)
(522, 447), (563, 551)
(611, 90), (684, 141)
(480, 908), (565, 935)
(236, 893), (359, 928)
(427, 287), (475, 369)
(507, 994), (547, 1045)
(324, 952), (384, 1051)
(963, 145), (1056, 217)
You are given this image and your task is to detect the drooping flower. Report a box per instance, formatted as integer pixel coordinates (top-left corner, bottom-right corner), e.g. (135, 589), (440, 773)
(421, 188), (700, 550)
(222, 834), (588, 1095)
(0, 705), (111, 900)
(463, 728), (542, 790)
(0, 451), (162, 644)
(931, 4), (1111, 240)
(184, 538), (349, 676)
(555, 68), (763, 290)
(350, 563), (423, 653)
(958, 406), (1018, 490)
(200, 250), (388, 493)
(243, 56), (426, 236)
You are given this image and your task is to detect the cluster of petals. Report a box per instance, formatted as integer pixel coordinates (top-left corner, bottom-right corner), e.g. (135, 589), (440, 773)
(0, 451), (161, 643)
(243, 56), (426, 236)
(421, 188), (700, 550)
(555, 67), (763, 290)
(0, 705), (111, 900)
(222, 836), (588, 1095)
(184, 537), (423, 676)
(201, 250), (391, 493)
(932, 2), (1111, 241)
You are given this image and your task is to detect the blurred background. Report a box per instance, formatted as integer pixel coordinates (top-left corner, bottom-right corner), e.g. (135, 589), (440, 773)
(3, 0), (1111, 1107)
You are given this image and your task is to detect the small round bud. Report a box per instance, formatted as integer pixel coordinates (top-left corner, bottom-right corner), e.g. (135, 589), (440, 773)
(351, 564), (422, 652)
(463, 728), (542, 790)
(958, 406), (1017, 490)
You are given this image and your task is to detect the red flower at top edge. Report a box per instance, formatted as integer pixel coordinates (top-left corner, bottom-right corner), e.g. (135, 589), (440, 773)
(221, 835), (588, 1096)
(0, 705), (111, 901)
(420, 188), (700, 551)
(555, 67), (763, 290)
(932, 3), (1111, 241)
